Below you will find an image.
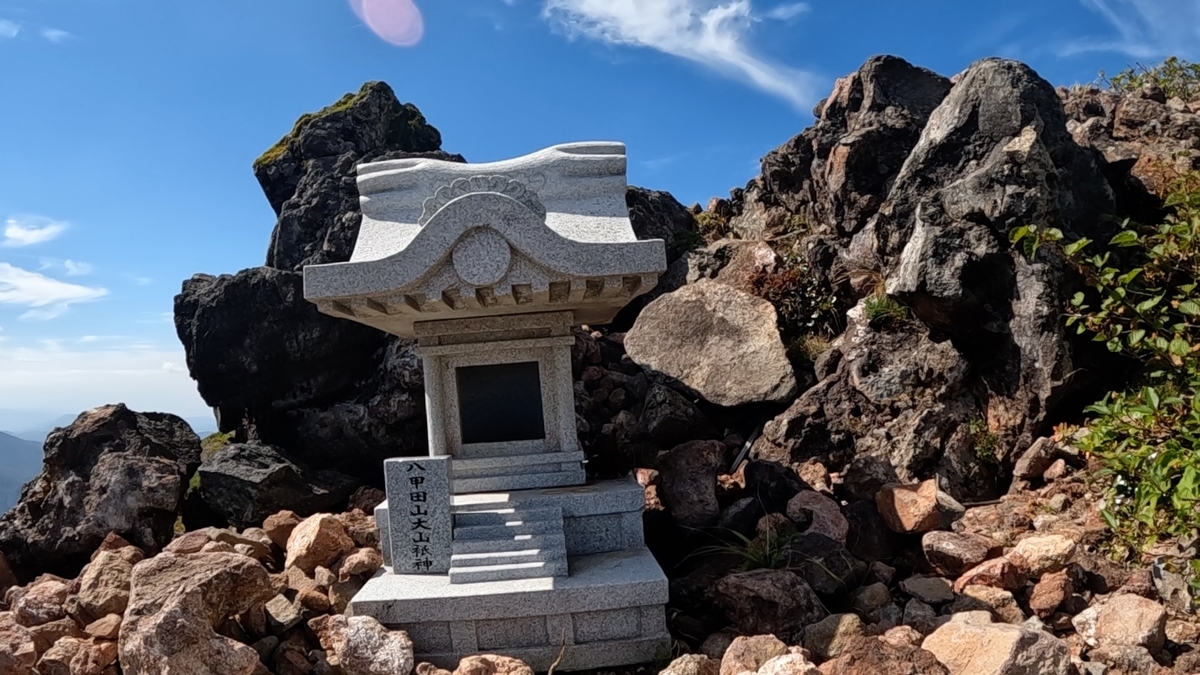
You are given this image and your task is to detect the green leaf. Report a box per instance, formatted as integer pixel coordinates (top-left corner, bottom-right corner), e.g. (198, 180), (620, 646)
(1063, 238), (1091, 256)
(1071, 292), (1086, 307)
(1128, 329), (1146, 346)
(1118, 268), (1144, 285)
(1169, 338), (1191, 357)
(1179, 300), (1200, 316)
(1137, 295), (1166, 312)
(1009, 225), (1030, 244)
(1111, 230), (1140, 246)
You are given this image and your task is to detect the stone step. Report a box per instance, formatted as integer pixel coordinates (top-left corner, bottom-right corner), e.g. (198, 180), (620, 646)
(452, 468), (587, 494)
(450, 452), (587, 479)
(449, 547), (565, 567)
(453, 506), (562, 528)
(450, 533), (567, 555)
(447, 559), (569, 584)
(452, 518), (563, 541)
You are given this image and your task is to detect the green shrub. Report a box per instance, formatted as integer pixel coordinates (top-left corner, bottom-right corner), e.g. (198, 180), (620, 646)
(695, 210), (731, 243)
(1101, 57), (1200, 100)
(1015, 172), (1200, 562)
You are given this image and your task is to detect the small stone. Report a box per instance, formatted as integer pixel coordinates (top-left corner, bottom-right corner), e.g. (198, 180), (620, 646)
(900, 576), (954, 604)
(1012, 437), (1057, 480)
(453, 655), (533, 675)
(13, 580), (69, 627)
(264, 511), (302, 550)
(314, 566), (337, 589)
(921, 532), (996, 577)
(818, 636), (949, 675)
(720, 635), (788, 675)
(338, 548), (383, 582)
(881, 625), (923, 649)
(950, 585), (1025, 624)
(250, 636), (279, 664)
(876, 480), (964, 534)
(786, 491), (849, 544)
(1028, 569), (1072, 618)
(802, 613), (863, 660)
(329, 577), (365, 614)
(756, 653), (820, 675)
(1085, 644), (1168, 675)
(36, 635), (84, 675)
(285, 514), (355, 574)
(952, 558), (1024, 593)
(74, 548), (143, 622)
(265, 594), (303, 634)
(851, 582), (892, 618)
(417, 663), (454, 675)
(1042, 459), (1067, 482)
(1046, 494), (1068, 513)
(234, 544), (257, 558)
(27, 618), (83, 656)
(0, 611), (37, 674)
(310, 614), (415, 675)
(1072, 593), (1167, 653)
(868, 561), (896, 585)
(701, 632), (735, 660)
(903, 596), (937, 623)
(84, 614), (123, 640)
(756, 513), (792, 539)
(921, 614), (1072, 674)
(298, 588), (332, 613)
(0, 552), (17, 594)
(1007, 535), (1076, 576)
(660, 654), (720, 675)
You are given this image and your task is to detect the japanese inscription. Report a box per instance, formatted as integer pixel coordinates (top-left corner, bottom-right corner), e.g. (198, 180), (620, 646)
(384, 456), (452, 574)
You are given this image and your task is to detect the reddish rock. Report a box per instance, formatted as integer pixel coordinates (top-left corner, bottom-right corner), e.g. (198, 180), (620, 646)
(921, 532), (996, 576)
(876, 480), (964, 534)
(817, 636), (949, 675)
(13, 579), (69, 627)
(0, 611), (37, 674)
(118, 552), (274, 675)
(27, 617), (83, 657)
(921, 614), (1071, 674)
(1072, 593), (1168, 653)
(310, 614), (414, 675)
(263, 511), (302, 550)
(285, 514), (355, 574)
(720, 634), (788, 675)
(452, 655), (535, 675)
(1028, 569), (1071, 618)
(952, 558), (1024, 593)
(949, 586), (1024, 624)
(84, 614), (123, 640)
(1007, 534), (1076, 576)
(90, 533), (138, 560)
(337, 547), (383, 582)
(656, 440), (725, 528)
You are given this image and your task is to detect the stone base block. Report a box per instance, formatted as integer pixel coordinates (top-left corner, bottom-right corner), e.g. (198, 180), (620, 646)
(348, 547), (670, 671)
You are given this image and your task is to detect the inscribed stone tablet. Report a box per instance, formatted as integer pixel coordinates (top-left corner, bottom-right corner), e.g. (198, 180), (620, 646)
(384, 457), (452, 574)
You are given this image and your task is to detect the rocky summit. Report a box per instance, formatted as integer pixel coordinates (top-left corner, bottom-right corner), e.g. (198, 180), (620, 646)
(5, 54), (1200, 674)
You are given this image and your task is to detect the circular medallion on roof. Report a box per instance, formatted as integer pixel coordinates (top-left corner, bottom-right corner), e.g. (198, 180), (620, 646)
(453, 228), (512, 287)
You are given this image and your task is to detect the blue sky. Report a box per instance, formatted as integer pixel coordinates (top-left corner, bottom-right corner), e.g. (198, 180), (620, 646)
(0, 0), (1196, 423)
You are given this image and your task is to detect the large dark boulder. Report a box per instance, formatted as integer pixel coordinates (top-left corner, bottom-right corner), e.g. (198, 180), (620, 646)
(0, 405), (200, 581)
(195, 444), (360, 529)
(253, 81), (455, 271)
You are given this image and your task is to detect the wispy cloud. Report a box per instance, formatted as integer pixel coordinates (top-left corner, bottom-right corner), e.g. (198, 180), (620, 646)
(41, 28), (72, 43)
(3, 216), (68, 247)
(0, 19), (18, 39)
(542, 0), (820, 110)
(1066, 0), (1200, 59)
(0, 263), (108, 320)
(764, 2), (808, 21)
(63, 260), (92, 276)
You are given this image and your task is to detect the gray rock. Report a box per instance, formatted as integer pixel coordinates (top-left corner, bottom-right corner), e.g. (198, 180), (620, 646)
(636, 384), (718, 448)
(197, 443), (359, 529)
(784, 533), (868, 598)
(625, 280), (797, 407)
(0, 405), (200, 581)
(802, 613), (863, 660)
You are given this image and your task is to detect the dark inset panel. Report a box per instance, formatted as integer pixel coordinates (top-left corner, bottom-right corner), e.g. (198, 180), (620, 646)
(456, 361), (545, 444)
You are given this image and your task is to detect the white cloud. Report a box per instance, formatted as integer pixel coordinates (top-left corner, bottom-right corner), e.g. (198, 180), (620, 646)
(41, 28), (71, 43)
(764, 2), (808, 21)
(0, 340), (209, 418)
(63, 260), (92, 276)
(1067, 0), (1200, 59)
(0, 263), (108, 320)
(3, 216), (68, 247)
(542, 0), (820, 110)
(0, 19), (18, 39)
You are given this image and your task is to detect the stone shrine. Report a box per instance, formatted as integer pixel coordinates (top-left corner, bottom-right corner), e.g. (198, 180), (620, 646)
(302, 142), (671, 670)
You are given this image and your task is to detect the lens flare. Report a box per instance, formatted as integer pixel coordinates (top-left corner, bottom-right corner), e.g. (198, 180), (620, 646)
(348, 0), (425, 47)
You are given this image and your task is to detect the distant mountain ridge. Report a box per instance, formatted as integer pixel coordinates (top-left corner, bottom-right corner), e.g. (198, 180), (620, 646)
(0, 432), (43, 513)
